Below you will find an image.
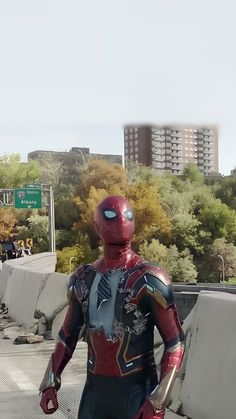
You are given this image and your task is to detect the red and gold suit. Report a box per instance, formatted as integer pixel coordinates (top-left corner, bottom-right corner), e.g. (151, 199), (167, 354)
(40, 195), (184, 419)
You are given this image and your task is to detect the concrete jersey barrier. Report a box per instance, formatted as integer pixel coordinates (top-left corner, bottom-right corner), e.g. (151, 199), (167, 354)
(0, 252), (59, 328)
(4, 267), (49, 328)
(176, 291), (236, 419)
(0, 252), (56, 300)
(36, 272), (69, 321)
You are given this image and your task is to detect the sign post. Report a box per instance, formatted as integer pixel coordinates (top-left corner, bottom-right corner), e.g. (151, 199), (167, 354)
(48, 186), (56, 252)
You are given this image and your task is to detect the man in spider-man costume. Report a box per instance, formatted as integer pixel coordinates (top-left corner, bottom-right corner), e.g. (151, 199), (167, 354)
(39, 195), (184, 419)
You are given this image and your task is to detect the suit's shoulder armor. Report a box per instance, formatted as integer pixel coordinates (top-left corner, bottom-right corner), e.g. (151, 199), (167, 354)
(143, 262), (174, 307)
(142, 262), (170, 285)
(68, 264), (92, 299)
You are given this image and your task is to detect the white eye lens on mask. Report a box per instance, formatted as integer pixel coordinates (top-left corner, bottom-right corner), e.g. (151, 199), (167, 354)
(125, 210), (133, 221)
(104, 210), (117, 219)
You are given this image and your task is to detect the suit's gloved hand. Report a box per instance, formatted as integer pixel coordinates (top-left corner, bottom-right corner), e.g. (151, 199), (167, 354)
(40, 388), (58, 414)
(134, 399), (165, 419)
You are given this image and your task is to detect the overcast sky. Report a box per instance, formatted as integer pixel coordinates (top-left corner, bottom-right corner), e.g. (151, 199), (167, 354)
(0, 0), (235, 174)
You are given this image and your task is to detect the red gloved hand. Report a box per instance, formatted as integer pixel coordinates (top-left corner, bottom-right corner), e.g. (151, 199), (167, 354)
(40, 388), (58, 414)
(134, 399), (165, 419)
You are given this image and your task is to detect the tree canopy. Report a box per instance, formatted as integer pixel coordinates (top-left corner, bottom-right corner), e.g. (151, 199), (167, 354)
(2, 155), (236, 283)
(0, 209), (17, 239)
(0, 154), (40, 188)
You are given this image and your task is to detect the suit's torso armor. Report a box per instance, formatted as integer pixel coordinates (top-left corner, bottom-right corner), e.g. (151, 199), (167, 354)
(69, 262), (179, 378)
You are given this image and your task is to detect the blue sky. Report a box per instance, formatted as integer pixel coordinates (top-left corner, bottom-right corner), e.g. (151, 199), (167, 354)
(0, 1), (235, 174)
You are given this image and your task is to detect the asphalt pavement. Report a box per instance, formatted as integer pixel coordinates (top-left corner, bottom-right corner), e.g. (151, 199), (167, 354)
(0, 337), (87, 419)
(0, 336), (183, 419)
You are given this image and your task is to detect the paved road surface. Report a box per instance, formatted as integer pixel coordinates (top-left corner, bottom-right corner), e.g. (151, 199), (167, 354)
(0, 338), (87, 418)
(0, 337), (182, 419)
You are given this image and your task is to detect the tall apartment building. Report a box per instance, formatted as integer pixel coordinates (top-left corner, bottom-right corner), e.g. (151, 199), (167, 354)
(124, 126), (219, 175)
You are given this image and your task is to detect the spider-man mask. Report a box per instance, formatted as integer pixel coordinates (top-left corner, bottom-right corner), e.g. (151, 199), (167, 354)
(94, 195), (135, 245)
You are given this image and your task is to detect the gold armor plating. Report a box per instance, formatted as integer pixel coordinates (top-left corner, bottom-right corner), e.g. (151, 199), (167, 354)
(148, 289), (169, 309)
(39, 357), (61, 394)
(148, 365), (178, 412)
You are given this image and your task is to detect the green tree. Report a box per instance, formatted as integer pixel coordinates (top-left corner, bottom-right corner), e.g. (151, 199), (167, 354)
(55, 200), (81, 230)
(56, 229), (77, 250)
(0, 208), (17, 239)
(139, 239), (197, 283)
(0, 154), (40, 188)
(126, 162), (159, 185)
(198, 238), (236, 282)
(171, 212), (201, 252)
(182, 162), (204, 185)
(76, 159), (127, 200)
(139, 239), (168, 265)
(215, 177), (236, 210)
(126, 180), (171, 248)
(165, 246), (197, 282)
(17, 213), (49, 253)
(198, 201), (236, 244)
(56, 234), (100, 273)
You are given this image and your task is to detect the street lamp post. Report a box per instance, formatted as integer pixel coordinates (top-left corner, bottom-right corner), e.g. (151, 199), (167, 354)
(217, 254), (225, 283)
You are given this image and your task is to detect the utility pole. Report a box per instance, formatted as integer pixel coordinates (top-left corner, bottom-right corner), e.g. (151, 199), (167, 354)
(217, 254), (225, 283)
(48, 186), (56, 252)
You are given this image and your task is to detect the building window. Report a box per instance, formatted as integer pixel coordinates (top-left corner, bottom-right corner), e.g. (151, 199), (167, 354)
(130, 134), (133, 140)
(134, 134), (138, 139)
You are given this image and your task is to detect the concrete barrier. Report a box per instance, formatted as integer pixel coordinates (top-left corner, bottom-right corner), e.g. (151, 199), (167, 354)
(4, 267), (49, 328)
(0, 252), (56, 300)
(36, 272), (68, 320)
(174, 292), (199, 323)
(0, 253), (58, 328)
(172, 283), (236, 322)
(166, 413), (187, 419)
(178, 291), (236, 419)
(0, 262), (12, 300)
(51, 306), (68, 339)
(1, 252), (56, 271)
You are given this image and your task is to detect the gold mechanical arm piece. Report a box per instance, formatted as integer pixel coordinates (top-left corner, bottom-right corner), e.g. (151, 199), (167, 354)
(148, 365), (178, 413)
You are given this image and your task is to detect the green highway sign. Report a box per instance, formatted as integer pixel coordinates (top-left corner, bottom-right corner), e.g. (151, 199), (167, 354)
(14, 188), (42, 209)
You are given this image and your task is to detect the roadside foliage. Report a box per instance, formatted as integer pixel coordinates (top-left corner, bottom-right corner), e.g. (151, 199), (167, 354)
(1, 154), (236, 282)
